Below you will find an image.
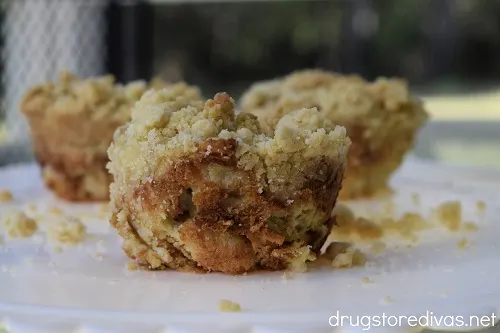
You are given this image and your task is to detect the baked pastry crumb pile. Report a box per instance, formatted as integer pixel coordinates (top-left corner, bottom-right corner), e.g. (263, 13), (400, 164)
(1, 210), (38, 238)
(19, 72), (173, 202)
(241, 69), (428, 199)
(108, 89), (350, 274)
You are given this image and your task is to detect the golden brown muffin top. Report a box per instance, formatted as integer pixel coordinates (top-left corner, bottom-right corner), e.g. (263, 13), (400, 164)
(20, 71), (177, 123)
(107, 90), (350, 200)
(240, 69), (428, 135)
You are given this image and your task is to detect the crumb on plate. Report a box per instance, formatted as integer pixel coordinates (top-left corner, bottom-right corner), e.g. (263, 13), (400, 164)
(49, 207), (64, 216)
(126, 261), (140, 271)
(1, 210), (38, 238)
(361, 276), (373, 284)
(0, 189), (13, 202)
(456, 237), (469, 249)
(324, 242), (366, 269)
(434, 201), (462, 232)
(463, 222), (478, 232)
(218, 299), (242, 312)
(331, 204), (384, 241)
(47, 216), (86, 244)
(382, 296), (393, 303)
(476, 200), (486, 212)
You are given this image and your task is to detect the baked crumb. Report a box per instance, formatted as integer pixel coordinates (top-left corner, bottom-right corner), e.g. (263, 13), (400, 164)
(331, 249), (366, 268)
(476, 200), (486, 213)
(126, 261), (140, 271)
(49, 207), (63, 216)
(434, 201), (462, 232)
(20, 71), (174, 202)
(1, 210), (38, 238)
(382, 296), (394, 303)
(456, 237), (469, 249)
(47, 216), (86, 244)
(463, 222), (479, 232)
(218, 299), (242, 312)
(288, 246), (316, 273)
(331, 205), (383, 241)
(361, 276), (373, 284)
(0, 189), (13, 202)
(331, 206), (430, 243)
(108, 91), (349, 274)
(241, 69), (428, 199)
(325, 242), (366, 268)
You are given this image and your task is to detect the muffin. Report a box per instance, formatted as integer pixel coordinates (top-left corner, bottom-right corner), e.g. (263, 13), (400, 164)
(107, 90), (350, 274)
(241, 69), (428, 199)
(19, 72), (190, 201)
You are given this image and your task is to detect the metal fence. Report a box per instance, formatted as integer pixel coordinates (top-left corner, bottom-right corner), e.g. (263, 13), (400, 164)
(1, 0), (107, 152)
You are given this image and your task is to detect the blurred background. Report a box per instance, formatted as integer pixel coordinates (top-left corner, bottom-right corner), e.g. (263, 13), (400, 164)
(0, 1), (499, 332)
(0, 0), (500, 169)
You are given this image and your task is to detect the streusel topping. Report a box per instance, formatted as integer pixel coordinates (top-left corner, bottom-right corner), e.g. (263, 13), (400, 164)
(108, 91), (350, 199)
(241, 69), (427, 137)
(21, 71), (176, 123)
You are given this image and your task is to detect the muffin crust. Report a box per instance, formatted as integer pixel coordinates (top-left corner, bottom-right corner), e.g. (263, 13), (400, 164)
(20, 72), (197, 201)
(241, 69), (428, 199)
(108, 91), (350, 274)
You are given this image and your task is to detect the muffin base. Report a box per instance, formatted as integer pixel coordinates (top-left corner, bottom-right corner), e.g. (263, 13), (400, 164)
(42, 164), (111, 202)
(338, 125), (418, 200)
(110, 138), (345, 274)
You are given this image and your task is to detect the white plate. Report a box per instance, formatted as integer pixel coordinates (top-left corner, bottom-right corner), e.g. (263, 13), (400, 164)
(0, 158), (500, 333)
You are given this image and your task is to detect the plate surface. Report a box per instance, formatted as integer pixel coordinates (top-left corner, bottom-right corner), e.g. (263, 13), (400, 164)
(0, 158), (500, 333)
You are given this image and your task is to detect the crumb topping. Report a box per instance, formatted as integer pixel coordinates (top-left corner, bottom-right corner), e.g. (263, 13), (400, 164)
(108, 91), (350, 199)
(21, 71), (172, 124)
(241, 69), (428, 138)
(1, 210), (38, 238)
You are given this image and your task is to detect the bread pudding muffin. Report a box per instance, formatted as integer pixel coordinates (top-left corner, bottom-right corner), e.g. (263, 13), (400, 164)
(241, 69), (428, 199)
(107, 91), (350, 274)
(19, 72), (195, 201)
